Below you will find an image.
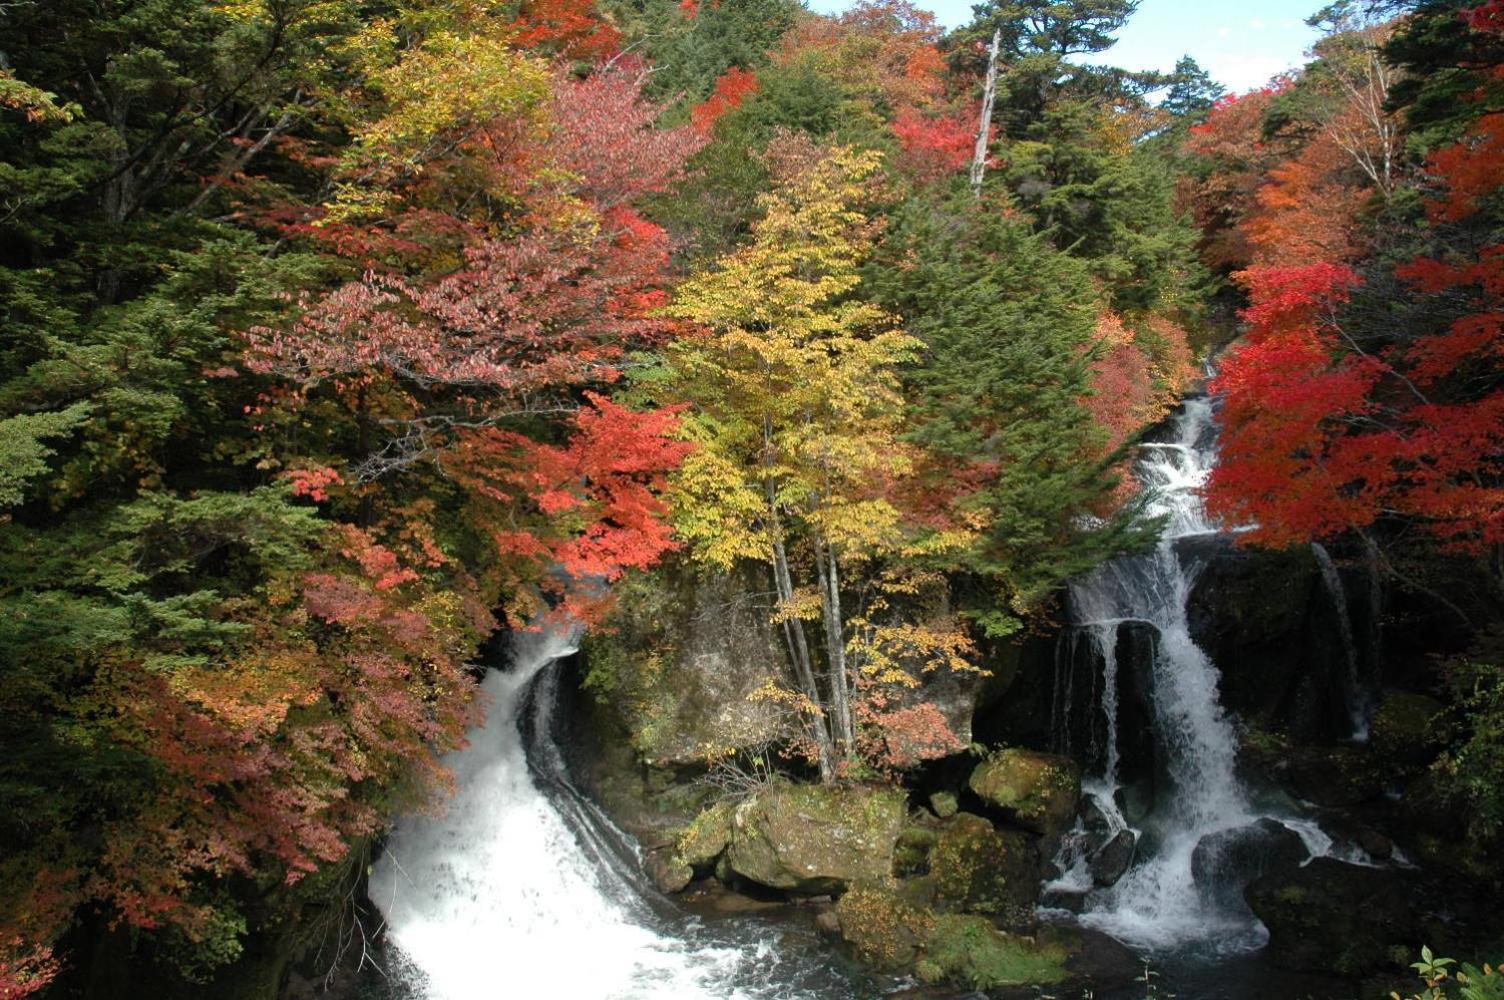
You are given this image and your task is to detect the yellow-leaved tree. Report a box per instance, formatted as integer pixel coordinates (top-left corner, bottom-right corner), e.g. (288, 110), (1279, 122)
(664, 135), (967, 781)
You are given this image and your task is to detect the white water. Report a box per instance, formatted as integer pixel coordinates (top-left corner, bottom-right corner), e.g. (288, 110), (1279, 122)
(1066, 399), (1264, 951)
(368, 625), (784, 1000)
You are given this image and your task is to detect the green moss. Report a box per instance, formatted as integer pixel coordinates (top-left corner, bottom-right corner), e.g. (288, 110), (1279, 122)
(894, 825), (938, 877)
(968, 749), (1080, 836)
(676, 800), (735, 868)
(1370, 691), (1446, 764)
(921, 915), (1069, 989)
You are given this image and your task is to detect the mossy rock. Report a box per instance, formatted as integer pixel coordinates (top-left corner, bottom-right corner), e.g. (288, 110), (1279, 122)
(675, 800), (735, 869)
(835, 885), (936, 970)
(894, 825), (938, 878)
(725, 782), (906, 893)
(647, 851), (694, 893)
(1369, 692), (1446, 766)
(916, 914), (1068, 989)
(930, 812), (1039, 927)
(969, 749), (1081, 838)
(896, 875), (938, 910)
(928, 790), (958, 818)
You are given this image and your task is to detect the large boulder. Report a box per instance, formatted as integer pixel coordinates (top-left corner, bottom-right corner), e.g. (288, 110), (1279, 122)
(930, 813), (1040, 928)
(1248, 858), (1501, 977)
(1245, 858), (1424, 976)
(1191, 818), (1309, 906)
(724, 783), (905, 893)
(581, 567), (792, 767)
(969, 749), (1081, 839)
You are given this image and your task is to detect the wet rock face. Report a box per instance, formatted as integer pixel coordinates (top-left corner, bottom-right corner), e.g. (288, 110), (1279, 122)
(724, 783), (905, 894)
(968, 749), (1081, 840)
(1190, 818), (1309, 906)
(930, 813), (1040, 928)
(581, 567), (791, 768)
(1184, 542), (1370, 742)
(1089, 829), (1137, 888)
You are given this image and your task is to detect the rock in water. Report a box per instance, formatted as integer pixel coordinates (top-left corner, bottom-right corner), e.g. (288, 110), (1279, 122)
(836, 886), (935, 970)
(968, 749), (1081, 839)
(1089, 829), (1137, 887)
(725, 782), (905, 893)
(1245, 857), (1423, 975)
(1191, 818), (1309, 906)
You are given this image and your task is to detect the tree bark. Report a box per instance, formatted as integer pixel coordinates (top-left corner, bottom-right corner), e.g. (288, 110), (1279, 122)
(970, 28), (1002, 198)
(814, 534), (854, 758)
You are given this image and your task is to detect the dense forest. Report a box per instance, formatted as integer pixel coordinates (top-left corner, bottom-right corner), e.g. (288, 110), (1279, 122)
(1, 0), (1501, 996)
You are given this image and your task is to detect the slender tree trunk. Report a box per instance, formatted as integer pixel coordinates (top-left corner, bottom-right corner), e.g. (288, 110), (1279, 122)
(764, 475), (835, 781)
(814, 534), (854, 758)
(970, 28), (1002, 198)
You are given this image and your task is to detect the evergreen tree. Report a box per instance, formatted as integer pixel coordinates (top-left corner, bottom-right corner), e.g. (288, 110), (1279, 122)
(868, 195), (1157, 626)
(1163, 54), (1225, 120)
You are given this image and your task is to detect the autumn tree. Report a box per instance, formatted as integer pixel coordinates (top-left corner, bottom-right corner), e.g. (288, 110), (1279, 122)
(659, 138), (970, 779)
(1207, 4), (1504, 586)
(0, 3), (700, 986)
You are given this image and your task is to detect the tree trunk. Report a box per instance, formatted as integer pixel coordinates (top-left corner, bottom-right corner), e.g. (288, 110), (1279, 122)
(764, 474), (835, 781)
(970, 28), (1002, 198)
(814, 535), (854, 759)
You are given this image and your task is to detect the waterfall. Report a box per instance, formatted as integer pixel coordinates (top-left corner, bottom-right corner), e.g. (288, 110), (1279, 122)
(1066, 398), (1263, 951)
(1311, 540), (1370, 740)
(367, 622), (838, 1000)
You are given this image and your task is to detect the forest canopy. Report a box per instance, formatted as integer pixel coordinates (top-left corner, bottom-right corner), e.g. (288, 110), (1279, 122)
(1, 0), (1501, 994)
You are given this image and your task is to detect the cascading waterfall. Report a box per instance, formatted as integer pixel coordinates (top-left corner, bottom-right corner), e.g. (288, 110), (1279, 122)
(1050, 397), (1382, 954)
(1063, 398), (1261, 950)
(367, 623), (844, 1000)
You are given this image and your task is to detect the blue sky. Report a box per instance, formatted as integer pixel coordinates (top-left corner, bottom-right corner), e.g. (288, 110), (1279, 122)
(805, 0), (1325, 94)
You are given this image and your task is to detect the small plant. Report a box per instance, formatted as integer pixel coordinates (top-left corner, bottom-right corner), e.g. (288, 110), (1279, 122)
(1138, 958), (1174, 999)
(1393, 947), (1504, 1000)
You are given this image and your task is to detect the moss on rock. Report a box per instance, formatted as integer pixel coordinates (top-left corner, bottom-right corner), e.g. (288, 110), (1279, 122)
(835, 885), (936, 970)
(930, 812), (1039, 926)
(1369, 691), (1446, 766)
(894, 825), (938, 878)
(675, 800), (735, 869)
(928, 790), (958, 818)
(917, 915), (1068, 989)
(969, 749), (1081, 838)
(725, 782), (906, 893)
